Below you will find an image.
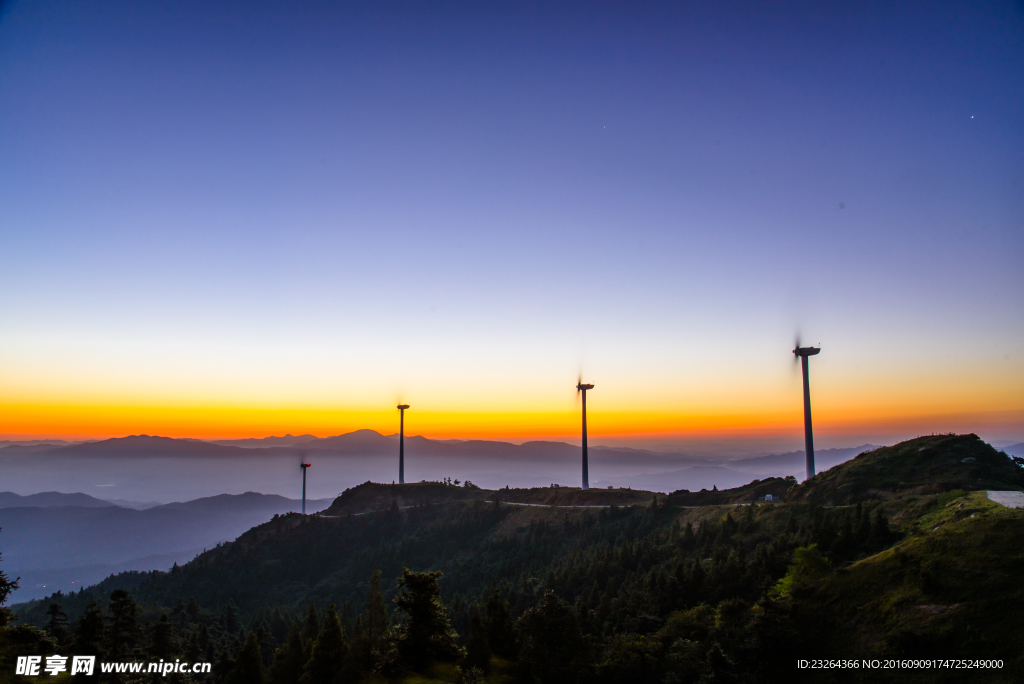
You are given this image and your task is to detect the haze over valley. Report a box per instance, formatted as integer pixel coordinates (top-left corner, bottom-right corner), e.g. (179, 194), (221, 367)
(0, 432), (878, 503)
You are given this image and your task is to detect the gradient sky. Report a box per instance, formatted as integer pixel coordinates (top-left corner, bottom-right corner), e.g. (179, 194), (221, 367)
(1, 1), (1022, 450)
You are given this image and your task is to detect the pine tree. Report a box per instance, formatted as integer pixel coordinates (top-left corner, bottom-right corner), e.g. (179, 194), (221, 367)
(871, 507), (893, 546)
(484, 588), (517, 660)
(44, 603), (70, 646)
(300, 602), (320, 651)
(353, 569), (388, 671)
(185, 626), (204, 664)
(390, 568), (463, 669)
(683, 521), (695, 548)
(222, 601), (240, 634)
(106, 590), (138, 660)
(518, 592), (588, 684)
(0, 532), (18, 608)
(269, 607), (290, 645)
(226, 632), (265, 684)
(268, 625), (305, 684)
(463, 605), (491, 674)
(186, 597), (201, 621)
(339, 602), (353, 639)
(72, 602), (105, 658)
(299, 604), (350, 684)
(150, 614), (178, 660)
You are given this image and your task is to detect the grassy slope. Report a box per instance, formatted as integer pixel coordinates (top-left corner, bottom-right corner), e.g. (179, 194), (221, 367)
(786, 434), (1024, 505)
(792, 491), (1024, 681)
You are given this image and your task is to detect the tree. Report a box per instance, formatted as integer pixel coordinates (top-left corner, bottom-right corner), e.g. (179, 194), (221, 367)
(44, 603), (70, 646)
(73, 602), (105, 658)
(463, 605), (491, 674)
(222, 601), (240, 634)
(484, 588), (518, 660)
(518, 592), (588, 684)
(186, 597), (201, 621)
(226, 632), (265, 684)
(390, 569), (463, 669)
(772, 544), (830, 596)
(184, 626), (204, 665)
(300, 604), (350, 684)
(871, 507), (894, 546)
(352, 570), (388, 671)
(0, 528), (18, 608)
(105, 590), (139, 659)
(1, 538), (55, 682)
(300, 602), (320, 651)
(597, 633), (662, 684)
(150, 614), (178, 660)
(268, 625), (305, 684)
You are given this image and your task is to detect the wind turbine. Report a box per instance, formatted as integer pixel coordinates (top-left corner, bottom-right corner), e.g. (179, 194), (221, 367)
(300, 461), (311, 514)
(397, 404), (410, 484)
(576, 380), (594, 490)
(793, 341), (821, 481)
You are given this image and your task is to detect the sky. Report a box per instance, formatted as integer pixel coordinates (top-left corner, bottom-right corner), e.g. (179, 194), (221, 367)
(0, 0), (1022, 452)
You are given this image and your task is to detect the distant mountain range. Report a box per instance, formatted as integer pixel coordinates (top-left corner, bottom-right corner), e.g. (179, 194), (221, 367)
(0, 491), (332, 603)
(0, 491), (117, 509)
(210, 434), (321, 448)
(590, 446), (876, 492)
(0, 432), (884, 502)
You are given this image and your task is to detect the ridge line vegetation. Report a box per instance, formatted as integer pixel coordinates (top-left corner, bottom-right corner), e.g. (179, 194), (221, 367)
(2, 433), (1022, 682)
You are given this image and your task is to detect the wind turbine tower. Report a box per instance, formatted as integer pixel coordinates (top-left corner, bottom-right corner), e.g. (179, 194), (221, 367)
(793, 344), (821, 481)
(300, 461), (311, 514)
(397, 404), (410, 484)
(576, 382), (594, 490)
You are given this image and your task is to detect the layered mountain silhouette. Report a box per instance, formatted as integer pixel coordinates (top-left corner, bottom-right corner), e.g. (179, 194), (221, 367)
(0, 491), (116, 509)
(0, 492), (333, 603)
(0, 432), (877, 502)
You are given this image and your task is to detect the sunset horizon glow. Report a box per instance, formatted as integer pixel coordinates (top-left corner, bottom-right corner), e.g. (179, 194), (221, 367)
(1, 1), (1021, 453)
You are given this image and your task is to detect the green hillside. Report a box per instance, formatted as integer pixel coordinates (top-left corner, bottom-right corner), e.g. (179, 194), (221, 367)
(3, 434), (1023, 683)
(790, 490), (1024, 681)
(786, 433), (1024, 505)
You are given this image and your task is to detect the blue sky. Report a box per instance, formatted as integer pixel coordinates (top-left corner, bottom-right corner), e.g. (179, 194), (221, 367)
(0, 0), (1021, 448)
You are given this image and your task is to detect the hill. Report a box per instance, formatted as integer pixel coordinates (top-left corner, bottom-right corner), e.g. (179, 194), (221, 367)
(786, 433), (1024, 505)
(792, 492), (1024, 663)
(665, 476), (794, 506)
(42, 434), (248, 458)
(729, 445), (876, 478)
(1002, 442), (1024, 457)
(322, 481), (657, 515)
(210, 434), (321, 448)
(9, 434), (1024, 682)
(0, 492), (333, 602)
(0, 432), (711, 502)
(0, 491), (117, 509)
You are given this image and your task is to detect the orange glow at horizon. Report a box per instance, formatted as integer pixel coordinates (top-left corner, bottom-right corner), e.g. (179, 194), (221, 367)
(2, 402), (1020, 444)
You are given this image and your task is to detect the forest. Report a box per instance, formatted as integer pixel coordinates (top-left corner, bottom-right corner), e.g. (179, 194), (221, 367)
(2, 434), (1023, 683)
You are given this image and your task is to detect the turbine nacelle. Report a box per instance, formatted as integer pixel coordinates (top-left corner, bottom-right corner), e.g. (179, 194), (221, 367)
(397, 404), (410, 410)
(576, 383), (594, 391)
(793, 346), (820, 358)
